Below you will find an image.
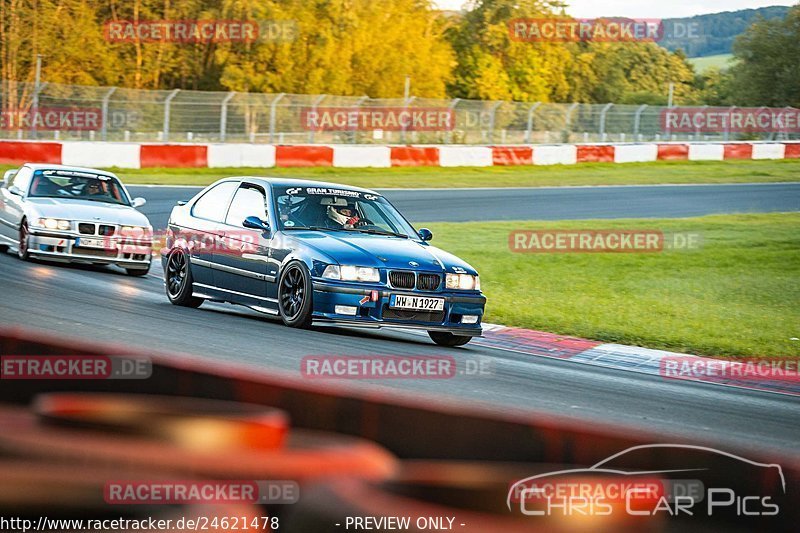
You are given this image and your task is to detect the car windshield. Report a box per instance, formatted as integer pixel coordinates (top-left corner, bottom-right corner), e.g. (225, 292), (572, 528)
(28, 169), (130, 206)
(274, 185), (417, 238)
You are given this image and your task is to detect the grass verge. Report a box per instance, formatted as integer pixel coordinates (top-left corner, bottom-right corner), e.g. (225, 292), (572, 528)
(424, 213), (800, 358)
(2, 159), (798, 188)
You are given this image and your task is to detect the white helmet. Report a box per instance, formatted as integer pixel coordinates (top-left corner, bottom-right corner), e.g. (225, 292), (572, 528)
(327, 205), (356, 226)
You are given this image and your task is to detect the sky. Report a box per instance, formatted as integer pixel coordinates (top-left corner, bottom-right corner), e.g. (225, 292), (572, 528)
(434, 0), (798, 18)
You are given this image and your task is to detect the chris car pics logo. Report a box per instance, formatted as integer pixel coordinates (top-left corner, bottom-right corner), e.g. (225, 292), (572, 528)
(507, 444), (784, 519)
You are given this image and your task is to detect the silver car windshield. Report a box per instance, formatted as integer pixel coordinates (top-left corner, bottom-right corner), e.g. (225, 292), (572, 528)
(274, 186), (416, 238)
(28, 170), (131, 206)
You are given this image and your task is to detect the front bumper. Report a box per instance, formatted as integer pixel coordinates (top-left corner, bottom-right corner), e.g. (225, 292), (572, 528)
(312, 279), (486, 336)
(27, 230), (152, 269)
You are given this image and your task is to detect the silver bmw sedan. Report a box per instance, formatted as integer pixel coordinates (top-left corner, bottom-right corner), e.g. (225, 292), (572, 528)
(0, 163), (153, 276)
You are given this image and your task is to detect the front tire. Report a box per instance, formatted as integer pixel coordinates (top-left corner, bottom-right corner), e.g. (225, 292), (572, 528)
(428, 331), (472, 347)
(18, 219), (30, 261)
(278, 262), (313, 328)
(165, 250), (203, 308)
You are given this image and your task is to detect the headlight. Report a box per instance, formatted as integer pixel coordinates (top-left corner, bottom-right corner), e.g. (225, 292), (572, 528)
(36, 218), (71, 231)
(120, 225), (149, 238)
(322, 265), (380, 283)
(446, 273), (480, 290)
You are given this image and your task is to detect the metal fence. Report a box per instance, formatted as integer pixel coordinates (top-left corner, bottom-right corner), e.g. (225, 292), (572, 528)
(1, 80), (795, 144)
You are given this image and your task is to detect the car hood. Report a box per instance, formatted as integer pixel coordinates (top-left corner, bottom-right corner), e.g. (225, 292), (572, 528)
(289, 231), (478, 274)
(26, 198), (150, 227)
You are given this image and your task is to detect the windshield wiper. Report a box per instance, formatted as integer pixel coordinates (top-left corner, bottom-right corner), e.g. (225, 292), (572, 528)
(285, 225), (408, 238)
(351, 228), (409, 239)
(80, 198), (126, 205)
(284, 225), (349, 232)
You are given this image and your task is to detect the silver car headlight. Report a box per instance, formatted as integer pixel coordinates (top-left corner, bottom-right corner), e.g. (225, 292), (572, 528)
(120, 225), (151, 238)
(446, 273), (480, 291)
(322, 265), (380, 283)
(35, 218), (71, 231)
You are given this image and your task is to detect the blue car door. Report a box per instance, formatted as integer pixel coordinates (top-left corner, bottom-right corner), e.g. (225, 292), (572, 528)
(214, 182), (276, 306)
(182, 180), (239, 286)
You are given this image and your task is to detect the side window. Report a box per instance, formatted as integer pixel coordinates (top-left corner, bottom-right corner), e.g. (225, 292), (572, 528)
(11, 167), (33, 194)
(191, 181), (239, 222)
(225, 185), (268, 227)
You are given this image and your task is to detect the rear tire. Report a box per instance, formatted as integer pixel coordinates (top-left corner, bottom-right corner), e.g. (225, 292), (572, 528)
(165, 249), (203, 308)
(18, 219), (30, 261)
(428, 331), (472, 347)
(278, 262), (313, 328)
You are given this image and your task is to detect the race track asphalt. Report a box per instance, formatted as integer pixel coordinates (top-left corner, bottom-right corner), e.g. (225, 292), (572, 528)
(1, 182), (798, 458)
(0, 251), (798, 457)
(129, 182), (800, 229)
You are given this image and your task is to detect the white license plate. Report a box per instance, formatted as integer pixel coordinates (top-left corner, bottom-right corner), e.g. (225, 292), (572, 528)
(76, 237), (107, 249)
(390, 294), (445, 311)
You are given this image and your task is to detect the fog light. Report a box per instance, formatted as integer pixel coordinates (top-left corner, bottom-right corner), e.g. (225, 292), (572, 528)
(462, 315), (479, 324)
(334, 305), (358, 316)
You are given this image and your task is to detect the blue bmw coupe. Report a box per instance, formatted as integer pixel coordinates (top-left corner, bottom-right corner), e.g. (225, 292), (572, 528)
(162, 178), (486, 346)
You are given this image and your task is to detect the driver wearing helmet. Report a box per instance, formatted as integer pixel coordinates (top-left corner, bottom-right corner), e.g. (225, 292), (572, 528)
(327, 204), (360, 228)
(84, 181), (103, 197)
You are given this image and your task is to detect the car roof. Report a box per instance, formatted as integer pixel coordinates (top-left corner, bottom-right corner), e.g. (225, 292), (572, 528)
(23, 163), (119, 178)
(228, 177), (380, 196)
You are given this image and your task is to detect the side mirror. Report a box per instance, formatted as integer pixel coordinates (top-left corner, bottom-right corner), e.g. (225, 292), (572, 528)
(177, 200), (187, 206)
(418, 228), (433, 242)
(2, 169), (17, 188)
(7, 186), (22, 196)
(132, 197), (147, 208)
(243, 216), (270, 232)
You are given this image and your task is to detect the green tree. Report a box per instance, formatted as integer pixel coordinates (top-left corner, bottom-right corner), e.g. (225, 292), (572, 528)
(691, 67), (734, 106)
(217, 0), (454, 97)
(447, 0), (571, 102)
(585, 43), (697, 104)
(728, 6), (800, 107)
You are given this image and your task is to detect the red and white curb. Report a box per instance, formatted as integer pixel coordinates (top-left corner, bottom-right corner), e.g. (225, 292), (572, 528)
(1, 140), (799, 169)
(473, 324), (800, 398)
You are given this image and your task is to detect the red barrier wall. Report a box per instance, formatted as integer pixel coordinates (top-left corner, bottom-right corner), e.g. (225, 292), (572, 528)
(275, 145), (334, 167)
(576, 145), (615, 163)
(492, 146), (533, 166)
(140, 145), (208, 168)
(0, 141), (62, 165)
(723, 144), (753, 160)
(784, 143), (800, 159)
(657, 144), (690, 161)
(390, 147), (440, 167)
